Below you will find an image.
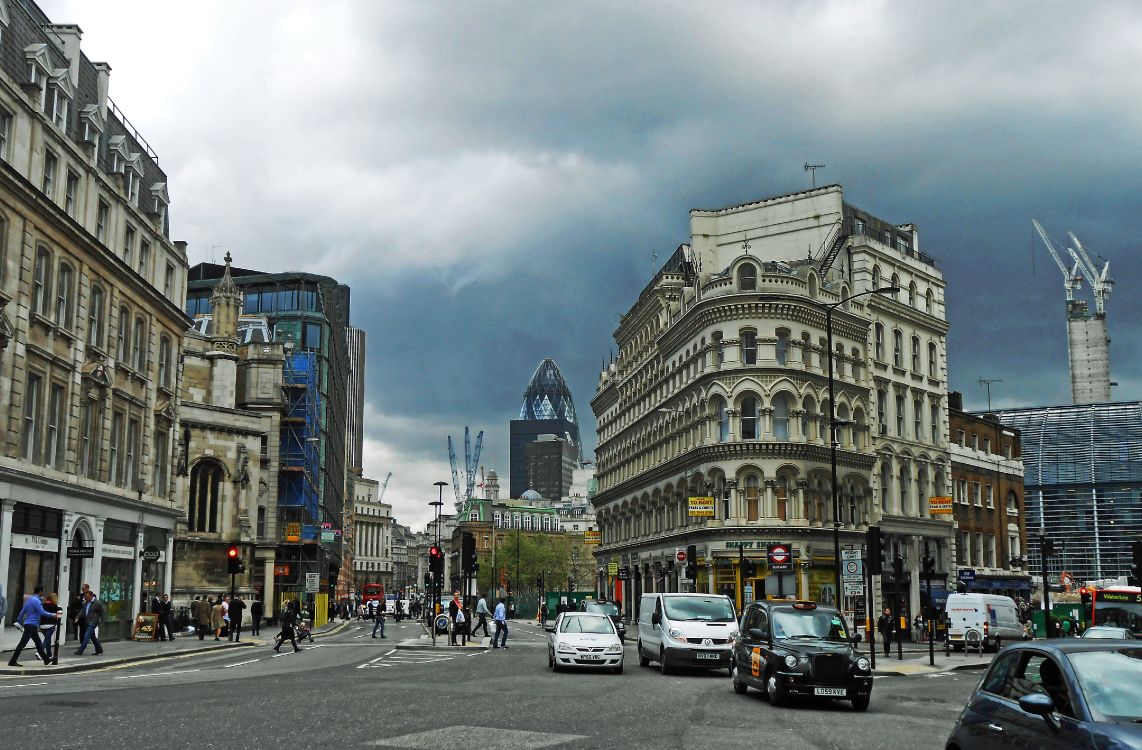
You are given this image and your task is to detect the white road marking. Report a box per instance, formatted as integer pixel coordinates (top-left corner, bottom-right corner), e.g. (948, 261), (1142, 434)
(384, 649), (397, 656)
(0, 682), (48, 689)
(356, 654), (389, 669)
(223, 658), (261, 668)
(114, 669), (200, 679)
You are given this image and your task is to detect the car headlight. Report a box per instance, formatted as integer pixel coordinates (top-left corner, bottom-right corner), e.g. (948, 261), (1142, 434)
(557, 644), (576, 654)
(606, 644), (623, 653)
(784, 655), (799, 668)
(856, 657), (871, 672)
(668, 628), (688, 642)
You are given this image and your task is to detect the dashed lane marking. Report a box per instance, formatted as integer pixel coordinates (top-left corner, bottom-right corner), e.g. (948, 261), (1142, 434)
(223, 658), (262, 668)
(113, 669), (200, 679)
(0, 682), (48, 689)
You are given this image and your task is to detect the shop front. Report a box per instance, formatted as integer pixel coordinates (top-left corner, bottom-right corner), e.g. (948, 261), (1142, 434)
(4, 504), (62, 628)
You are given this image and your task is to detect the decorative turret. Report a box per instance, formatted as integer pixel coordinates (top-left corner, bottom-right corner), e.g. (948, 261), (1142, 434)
(209, 252), (241, 347)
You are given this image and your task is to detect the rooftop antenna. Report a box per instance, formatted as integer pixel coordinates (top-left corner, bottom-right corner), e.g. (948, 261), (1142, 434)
(978, 378), (1003, 411)
(804, 162), (826, 187)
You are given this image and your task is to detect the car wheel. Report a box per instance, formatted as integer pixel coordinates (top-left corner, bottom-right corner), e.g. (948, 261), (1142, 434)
(994, 637), (1002, 653)
(614, 661), (624, 675)
(659, 649), (671, 675)
(851, 695), (870, 711)
(766, 671), (787, 707)
(638, 641), (650, 668)
(732, 665), (748, 695)
(548, 650), (554, 670)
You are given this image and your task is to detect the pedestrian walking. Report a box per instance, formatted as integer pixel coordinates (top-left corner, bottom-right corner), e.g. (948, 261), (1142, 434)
(540, 601), (549, 628)
(73, 589), (105, 657)
(452, 605), (467, 646)
(7, 586), (61, 666)
(472, 592), (491, 637)
(157, 593), (175, 641)
(371, 599), (386, 639)
(40, 592), (62, 663)
(274, 600), (301, 652)
(913, 613), (925, 643)
(877, 607), (895, 658)
(71, 583), (91, 641)
(229, 595), (246, 641)
(193, 595), (211, 640)
(250, 594), (263, 636)
(211, 596), (225, 640)
(491, 597), (509, 649)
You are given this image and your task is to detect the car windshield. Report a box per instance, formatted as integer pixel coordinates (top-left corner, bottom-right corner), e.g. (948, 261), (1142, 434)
(1082, 627), (1130, 639)
(585, 602), (620, 618)
(771, 609), (851, 642)
(662, 597), (735, 622)
(559, 616), (614, 635)
(1069, 648), (1142, 722)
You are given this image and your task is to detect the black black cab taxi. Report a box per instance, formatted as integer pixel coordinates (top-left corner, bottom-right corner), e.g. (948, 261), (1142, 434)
(732, 600), (873, 711)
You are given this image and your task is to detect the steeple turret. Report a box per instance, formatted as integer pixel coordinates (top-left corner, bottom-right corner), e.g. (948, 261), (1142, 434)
(209, 252), (241, 346)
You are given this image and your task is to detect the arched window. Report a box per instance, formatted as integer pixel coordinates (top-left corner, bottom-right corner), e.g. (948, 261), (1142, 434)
(837, 403), (851, 446)
(713, 397), (729, 441)
(745, 474), (760, 522)
(808, 274), (819, 298)
(158, 336), (172, 389)
(776, 475), (789, 521)
(802, 396), (817, 441)
(917, 469), (929, 515)
(911, 335), (920, 372)
(132, 316), (146, 370)
(913, 398), (923, 439)
(891, 273), (900, 298)
(928, 341), (938, 378)
(740, 395), (759, 440)
(775, 329), (789, 366)
(880, 461), (893, 513)
(741, 329), (757, 365)
(55, 262), (74, 327)
(33, 246), (52, 316)
(853, 407), (866, 448)
(88, 284), (106, 348)
(892, 329), (903, 368)
(930, 403), (940, 444)
(713, 331), (724, 366)
(874, 323), (884, 361)
(738, 263), (757, 291)
(256, 506), (267, 538)
(908, 282), (917, 307)
(116, 305), (130, 361)
(876, 388), (887, 431)
(871, 265), (881, 291)
(899, 464), (911, 516)
(925, 289), (934, 315)
(773, 393), (791, 440)
(188, 460), (223, 533)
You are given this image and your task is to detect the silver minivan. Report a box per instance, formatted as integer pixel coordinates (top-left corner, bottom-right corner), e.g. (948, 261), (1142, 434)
(636, 593), (738, 674)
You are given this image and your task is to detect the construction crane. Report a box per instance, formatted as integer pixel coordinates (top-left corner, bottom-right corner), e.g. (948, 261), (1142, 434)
(447, 427), (484, 509)
(377, 472), (392, 503)
(1032, 219), (1083, 301)
(1066, 231), (1114, 315)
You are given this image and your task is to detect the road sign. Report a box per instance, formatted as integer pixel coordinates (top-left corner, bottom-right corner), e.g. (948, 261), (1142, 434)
(843, 559), (863, 580)
(675, 548), (687, 563)
(617, 566), (630, 581)
(841, 549), (862, 561)
(767, 543), (792, 572)
(844, 581), (865, 596)
(304, 572), (320, 592)
(957, 568), (976, 583)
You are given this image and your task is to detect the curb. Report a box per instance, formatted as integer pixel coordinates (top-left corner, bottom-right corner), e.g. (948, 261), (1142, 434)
(0, 641), (254, 678)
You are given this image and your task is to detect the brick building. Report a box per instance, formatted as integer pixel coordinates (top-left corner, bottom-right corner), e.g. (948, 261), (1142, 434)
(947, 392), (1031, 599)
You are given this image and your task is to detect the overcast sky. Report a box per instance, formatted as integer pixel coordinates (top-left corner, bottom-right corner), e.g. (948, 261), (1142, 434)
(44, 1), (1142, 531)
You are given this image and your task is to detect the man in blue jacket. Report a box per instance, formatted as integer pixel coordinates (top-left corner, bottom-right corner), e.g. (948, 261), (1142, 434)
(7, 585), (61, 667)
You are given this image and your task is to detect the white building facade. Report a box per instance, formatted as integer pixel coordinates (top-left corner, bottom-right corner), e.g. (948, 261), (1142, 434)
(352, 476), (393, 590)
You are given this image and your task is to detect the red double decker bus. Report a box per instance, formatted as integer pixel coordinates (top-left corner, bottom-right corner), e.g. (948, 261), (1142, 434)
(1083, 586), (1142, 637)
(361, 583), (385, 605)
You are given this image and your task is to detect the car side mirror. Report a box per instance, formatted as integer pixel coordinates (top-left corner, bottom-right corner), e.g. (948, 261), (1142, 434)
(1018, 693), (1056, 717)
(747, 628), (766, 642)
(652, 612), (661, 625)
(544, 625), (555, 633)
(851, 633), (863, 644)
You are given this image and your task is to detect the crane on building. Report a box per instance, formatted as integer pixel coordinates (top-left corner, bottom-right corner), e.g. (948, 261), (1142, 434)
(1066, 231), (1114, 316)
(447, 427), (485, 510)
(1032, 219), (1083, 301)
(377, 472), (392, 503)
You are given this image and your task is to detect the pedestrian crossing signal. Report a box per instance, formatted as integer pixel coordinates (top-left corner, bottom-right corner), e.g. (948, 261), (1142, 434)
(227, 545), (240, 575)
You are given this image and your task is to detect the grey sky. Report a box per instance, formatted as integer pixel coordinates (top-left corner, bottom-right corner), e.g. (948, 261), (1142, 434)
(45, 0), (1142, 529)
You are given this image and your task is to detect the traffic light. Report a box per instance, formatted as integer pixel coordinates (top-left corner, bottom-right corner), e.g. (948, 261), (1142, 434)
(423, 571), (431, 587)
(1129, 540), (1142, 587)
(428, 545), (443, 575)
(461, 532), (477, 573)
(1080, 587), (1093, 607)
(922, 555), (936, 579)
(742, 557), (757, 578)
(867, 526), (887, 575)
(893, 554), (905, 581)
(686, 544), (698, 580)
(226, 545), (240, 575)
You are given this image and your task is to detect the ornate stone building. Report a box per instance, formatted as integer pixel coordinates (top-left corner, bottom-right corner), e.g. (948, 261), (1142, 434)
(591, 185), (953, 629)
(171, 255), (284, 609)
(0, 5), (187, 646)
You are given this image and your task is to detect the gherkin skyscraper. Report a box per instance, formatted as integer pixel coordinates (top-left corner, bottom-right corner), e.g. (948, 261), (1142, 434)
(510, 359), (582, 499)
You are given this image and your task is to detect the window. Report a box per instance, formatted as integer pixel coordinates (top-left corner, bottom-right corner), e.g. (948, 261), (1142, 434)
(741, 330), (757, 365)
(956, 429), (966, 446)
(983, 437), (991, 453)
(109, 412), (124, 487)
(158, 336), (172, 389)
(908, 282), (916, 307)
(971, 433), (978, 450)
(930, 404), (939, 444)
(973, 482), (982, 506)
(21, 373), (43, 462)
(957, 479), (968, 504)
(986, 535), (996, 568)
(164, 264), (175, 298)
(123, 225), (135, 268)
(775, 330), (789, 366)
(42, 150), (58, 199)
(96, 200), (109, 243)
(892, 329), (903, 368)
(895, 394), (905, 436)
(523, 515), (532, 531)
(45, 383), (65, 469)
(125, 167), (140, 204)
(738, 263), (757, 291)
(32, 246), (52, 316)
(65, 170), (79, 217)
(874, 323), (884, 361)
(138, 241), (150, 278)
(1007, 491), (1019, 515)
(79, 400), (100, 478)
(872, 265), (880, 290)
(88, 285), (106, 348)
(746, 474), (761, 522)
(913, 398), (922, 439)
(928, 342), (938, 378)
(0, 109), (11, 161)
(116, 306), (130, 361)
(55, 262), (74, 327)
(131, 318), (144, 371)
(46, 83), (68, 127)
(740, 395), (760, 440)
(773, 394), (790, 440)
(714, 397), (729, 441)
(877, 388), (887, 431)
(911, 335), (920, 372)
(188, 461), (224, 533)
(303, 322), (322, 350)
(985, 484), (994, 509)
(925, 289), (934, 315)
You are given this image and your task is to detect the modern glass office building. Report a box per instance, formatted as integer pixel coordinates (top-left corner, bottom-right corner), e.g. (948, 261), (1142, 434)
(509, 359), (582, 498)
(990, 401), (1142, 584)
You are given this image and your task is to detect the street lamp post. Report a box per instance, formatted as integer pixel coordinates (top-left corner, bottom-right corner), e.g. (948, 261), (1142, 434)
(821, 286), (900, 614)
(431, 481), (447, 644)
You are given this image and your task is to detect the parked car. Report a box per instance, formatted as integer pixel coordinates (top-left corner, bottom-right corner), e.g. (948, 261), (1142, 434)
(546, 611), (624, 674)
(732, 600), (872, 711)
(944, 593), (1023, 651)
(578, 599), (626, 641)
(1081, 625), (1135, 639)
(945, 640), (1142, 750)
(637, 593), (738, 675)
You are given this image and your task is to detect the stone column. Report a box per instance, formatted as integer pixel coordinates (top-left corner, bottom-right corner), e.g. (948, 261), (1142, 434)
(763, 480), (777, 520)
(263, 557), (276, 617)
(790, 409), (805, 441)
(0, 500), (16, 628)
(131, 528), (145, 621)
(91, 518), (106, 599)
(795, 479), (809, 521)
(57, 513), (77, 646)
(163, 532), (175, 594)
(726, 409), (738, 442)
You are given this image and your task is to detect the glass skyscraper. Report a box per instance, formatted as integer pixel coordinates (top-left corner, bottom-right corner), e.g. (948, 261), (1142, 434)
(509, 359), (582, 498)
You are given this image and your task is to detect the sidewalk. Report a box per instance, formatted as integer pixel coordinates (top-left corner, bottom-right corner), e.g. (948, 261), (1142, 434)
(0, 619), (352, 678)
(395, 620), (489, 651)
(870, 649), (993, 676)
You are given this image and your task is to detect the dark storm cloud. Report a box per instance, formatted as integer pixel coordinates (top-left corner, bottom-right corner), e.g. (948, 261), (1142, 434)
(46, 0), (1142, 527)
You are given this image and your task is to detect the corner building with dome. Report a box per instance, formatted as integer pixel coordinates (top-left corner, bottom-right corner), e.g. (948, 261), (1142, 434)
(590, 185), (954, 634)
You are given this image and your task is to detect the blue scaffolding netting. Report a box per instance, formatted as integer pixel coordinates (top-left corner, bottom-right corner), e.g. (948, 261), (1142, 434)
(280, 351), (321, 539)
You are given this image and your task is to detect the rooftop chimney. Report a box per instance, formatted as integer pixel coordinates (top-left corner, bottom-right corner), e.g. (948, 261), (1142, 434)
(45, 24), (82, 87)
(93, 62), (111, 119)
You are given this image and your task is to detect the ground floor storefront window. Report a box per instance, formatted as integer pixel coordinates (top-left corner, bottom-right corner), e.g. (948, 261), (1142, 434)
(99, 558), (134, 641)
(5, 548), (59, 625)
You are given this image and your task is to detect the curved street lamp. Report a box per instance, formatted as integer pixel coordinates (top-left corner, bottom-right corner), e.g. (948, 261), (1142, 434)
(815, 286), (900, 613)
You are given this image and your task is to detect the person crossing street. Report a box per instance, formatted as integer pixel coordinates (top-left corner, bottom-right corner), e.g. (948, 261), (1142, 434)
(472, 592), (491, 637)
(877, 607), (895, 658)
(491, 597), (509, 649)
(7, 586), (61, 667)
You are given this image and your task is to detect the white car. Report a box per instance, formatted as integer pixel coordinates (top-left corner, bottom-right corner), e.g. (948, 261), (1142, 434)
(546, 612), (624, 674)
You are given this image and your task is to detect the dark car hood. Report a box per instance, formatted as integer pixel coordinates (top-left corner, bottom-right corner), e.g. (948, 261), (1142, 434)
(1092, 721), (1142, 750)
(775, 639), (855, 657)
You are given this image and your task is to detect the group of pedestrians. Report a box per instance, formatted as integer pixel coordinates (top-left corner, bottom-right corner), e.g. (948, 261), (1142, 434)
(189, 593), (262, 641)
(8, 584), (106, 667)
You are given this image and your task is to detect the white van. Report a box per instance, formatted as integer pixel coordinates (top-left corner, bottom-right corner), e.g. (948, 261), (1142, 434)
(636, 593), (738, 675)
(943, 593), (1023, 651)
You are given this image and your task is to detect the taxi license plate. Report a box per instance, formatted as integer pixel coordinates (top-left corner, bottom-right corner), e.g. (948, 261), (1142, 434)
(814, 687), (847, 697)
(579, 654), (602, 661)
(696, 652), (721, 660)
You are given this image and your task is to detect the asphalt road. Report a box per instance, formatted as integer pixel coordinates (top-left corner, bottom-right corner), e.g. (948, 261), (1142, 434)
(0, 619), (982, 749)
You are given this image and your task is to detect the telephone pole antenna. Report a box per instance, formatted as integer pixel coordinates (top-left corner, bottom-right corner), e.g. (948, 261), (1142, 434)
(804, 162), (826, 187)
(978, 378), (1003, 411)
